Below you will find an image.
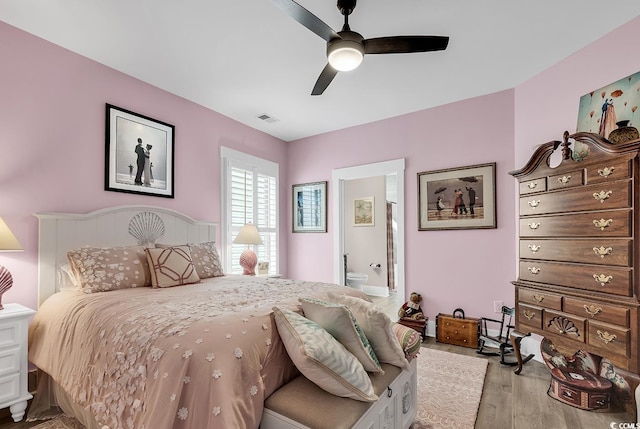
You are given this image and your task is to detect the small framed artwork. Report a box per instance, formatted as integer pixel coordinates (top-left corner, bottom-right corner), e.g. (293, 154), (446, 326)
(258, 261), (270, 275)
(353, 197), (374, 226)
(418, 162), (496, 231)
(293, 181), (327, 233)
(105, 103), (175, 198)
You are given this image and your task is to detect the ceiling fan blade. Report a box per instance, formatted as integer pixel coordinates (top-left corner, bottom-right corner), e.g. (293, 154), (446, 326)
(311, 64), (339, 96)
(364, 36), (449, 54)
(272, 0), (340, 42)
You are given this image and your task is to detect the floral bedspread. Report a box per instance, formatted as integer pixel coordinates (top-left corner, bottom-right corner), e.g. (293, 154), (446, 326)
(28, 276), (366, 429)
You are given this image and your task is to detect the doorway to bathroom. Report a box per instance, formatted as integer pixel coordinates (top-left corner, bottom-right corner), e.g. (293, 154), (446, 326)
(331, 159), (405, 307)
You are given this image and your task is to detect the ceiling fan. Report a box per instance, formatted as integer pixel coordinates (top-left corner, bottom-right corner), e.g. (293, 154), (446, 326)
(272, 0), (449, 95)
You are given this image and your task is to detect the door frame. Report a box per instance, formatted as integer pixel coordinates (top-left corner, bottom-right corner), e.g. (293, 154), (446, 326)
(332, 159), (405, 303)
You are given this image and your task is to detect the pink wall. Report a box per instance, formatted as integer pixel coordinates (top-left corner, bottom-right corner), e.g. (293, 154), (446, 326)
(0, 22), (287, 310)
(285, 17), (640, 320)
(287, 91), (518, 319)
(515, 17), (640, 167)
(3, 16), (639, 320)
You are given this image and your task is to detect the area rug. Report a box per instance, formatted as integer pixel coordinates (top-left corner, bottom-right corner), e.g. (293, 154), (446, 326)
(412, 348), (488, 429)
(30, 415), (84, 429)
(32, 348), (487, 429)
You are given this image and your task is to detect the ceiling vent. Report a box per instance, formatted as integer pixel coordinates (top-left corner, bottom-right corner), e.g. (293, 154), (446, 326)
(257, 113), (278, 124)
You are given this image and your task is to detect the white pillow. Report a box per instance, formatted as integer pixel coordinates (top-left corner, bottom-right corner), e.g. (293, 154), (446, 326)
(57, 264), (79, 290)
(329, 293), (409, 369)
(299, 297), (383, 373)
(272, 307), (377, 402)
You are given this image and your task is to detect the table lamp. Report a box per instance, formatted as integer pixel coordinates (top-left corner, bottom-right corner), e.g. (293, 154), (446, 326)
(0, 217), (23, 310)
(233, 223), (263, 275)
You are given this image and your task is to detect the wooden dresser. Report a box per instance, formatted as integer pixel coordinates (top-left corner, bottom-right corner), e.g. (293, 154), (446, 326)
(510, 131), (640, 374)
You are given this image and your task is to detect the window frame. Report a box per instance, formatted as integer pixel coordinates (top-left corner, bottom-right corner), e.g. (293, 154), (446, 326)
(220, 147), (279, 275)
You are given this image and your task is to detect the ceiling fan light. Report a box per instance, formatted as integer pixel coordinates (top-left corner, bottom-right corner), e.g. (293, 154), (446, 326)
(327, 41), (364, 72)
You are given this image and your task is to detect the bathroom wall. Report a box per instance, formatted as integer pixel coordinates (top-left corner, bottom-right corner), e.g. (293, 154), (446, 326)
(343, 175), (387, 293)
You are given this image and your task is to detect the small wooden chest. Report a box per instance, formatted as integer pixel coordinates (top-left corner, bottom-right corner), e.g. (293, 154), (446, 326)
(436, 311), (479, 349)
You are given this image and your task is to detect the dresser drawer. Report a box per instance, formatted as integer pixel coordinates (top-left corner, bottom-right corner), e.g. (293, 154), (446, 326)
(588, 320), (630, 357)
(520, 209), (631, 238)
(517, 304), (543, 330)
(547, 169), (584, 191)
(0, 372), (19, 405)
(543, 311), (586, 342)
(519, 177), (547, 195)
(564, 297), (630, 327)
(519, 260), (631, 296)
(0, 321), (19, 349)
(586, 156), (632, 184)
(520, 238), (631, 266)
(0, 346), (20, 378)
(519, 180), (631, 216)
(518, 288), (562, 310)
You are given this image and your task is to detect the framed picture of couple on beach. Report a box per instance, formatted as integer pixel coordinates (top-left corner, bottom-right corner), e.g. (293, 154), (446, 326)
(418, 162), (496, 231)
(105, 103), (175, 198)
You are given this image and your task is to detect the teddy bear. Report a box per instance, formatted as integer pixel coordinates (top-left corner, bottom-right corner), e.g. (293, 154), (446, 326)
(398, 292), (425, 320)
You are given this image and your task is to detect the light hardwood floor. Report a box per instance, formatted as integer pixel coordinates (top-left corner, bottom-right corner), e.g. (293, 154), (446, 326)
(1, 293), (636, 429)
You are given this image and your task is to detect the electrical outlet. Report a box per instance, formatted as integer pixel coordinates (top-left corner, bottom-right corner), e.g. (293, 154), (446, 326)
(493, 300), (503, 313)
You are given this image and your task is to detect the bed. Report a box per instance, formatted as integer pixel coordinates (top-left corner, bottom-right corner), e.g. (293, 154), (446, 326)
(27, 205), (375, 429)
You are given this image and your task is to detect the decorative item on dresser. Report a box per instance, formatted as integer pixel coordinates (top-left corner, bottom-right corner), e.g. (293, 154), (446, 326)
(0, 303), (36, 422)
(510, 130), (640, 411)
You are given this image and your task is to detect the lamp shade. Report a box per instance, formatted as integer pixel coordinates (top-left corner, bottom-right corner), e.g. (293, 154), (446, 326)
(233, 223), (263, 245)
(0, 217), (22, 251)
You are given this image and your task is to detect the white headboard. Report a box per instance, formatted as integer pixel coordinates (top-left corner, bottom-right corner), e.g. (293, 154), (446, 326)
(35, 205), (218, 306)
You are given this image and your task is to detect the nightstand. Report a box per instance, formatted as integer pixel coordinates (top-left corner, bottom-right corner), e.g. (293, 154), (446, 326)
(0, 303), (36, 422)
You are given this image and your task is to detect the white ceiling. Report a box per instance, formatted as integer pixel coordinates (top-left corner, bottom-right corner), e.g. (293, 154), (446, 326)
(2, 1), (640, 142)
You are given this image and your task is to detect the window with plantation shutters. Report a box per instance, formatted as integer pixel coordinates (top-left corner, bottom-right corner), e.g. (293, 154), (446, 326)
(221, 147), (278, 275)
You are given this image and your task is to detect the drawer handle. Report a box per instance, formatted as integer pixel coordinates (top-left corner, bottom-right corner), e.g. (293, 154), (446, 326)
(528, 244), (540, 253)
(583, 304), (602, 317)
(558, 175), (571, 185)
(523, 310), (536, 320)
(528, 200), (541, 208)
(532, 294), (544, 303)
(593, 274), (613, 286)
(549, 316), (579, 336)
(528, 222), (540, 230)
(593, 190), (613, 203)
(527, 267), (540, 275)
(592, 246), (613, 259)
(597, 330), (617, 345)
(593, 218), (613, 231)
(527, 181), (538, 190)
(598, 166), (615, 178)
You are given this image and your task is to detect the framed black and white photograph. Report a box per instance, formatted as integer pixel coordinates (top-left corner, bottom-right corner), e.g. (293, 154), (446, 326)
(105, 104), (175, 198)
(418, 162), (496, 231)
(293, 181), (327, 233)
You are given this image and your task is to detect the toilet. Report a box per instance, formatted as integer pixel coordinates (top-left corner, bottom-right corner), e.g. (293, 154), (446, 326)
(346, 272), (368, 290)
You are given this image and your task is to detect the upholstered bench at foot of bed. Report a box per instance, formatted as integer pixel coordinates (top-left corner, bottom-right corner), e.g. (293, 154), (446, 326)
(261, 359), (417, 429)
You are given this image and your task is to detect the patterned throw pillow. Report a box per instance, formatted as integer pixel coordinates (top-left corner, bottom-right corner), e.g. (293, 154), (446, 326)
(272, 306), (377, 402)
(299, 297), (383, 373)
(392, 323), (422, 361)
(67, 245), (152, 293)
(187, 241), (224, 278)
(156, 242), (224, 279)
(329, 293), (409, 369)
(144, 246), (200, 288)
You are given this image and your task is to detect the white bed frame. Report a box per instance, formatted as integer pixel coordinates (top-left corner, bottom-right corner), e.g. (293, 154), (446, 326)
(35, 205), (217, 306)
